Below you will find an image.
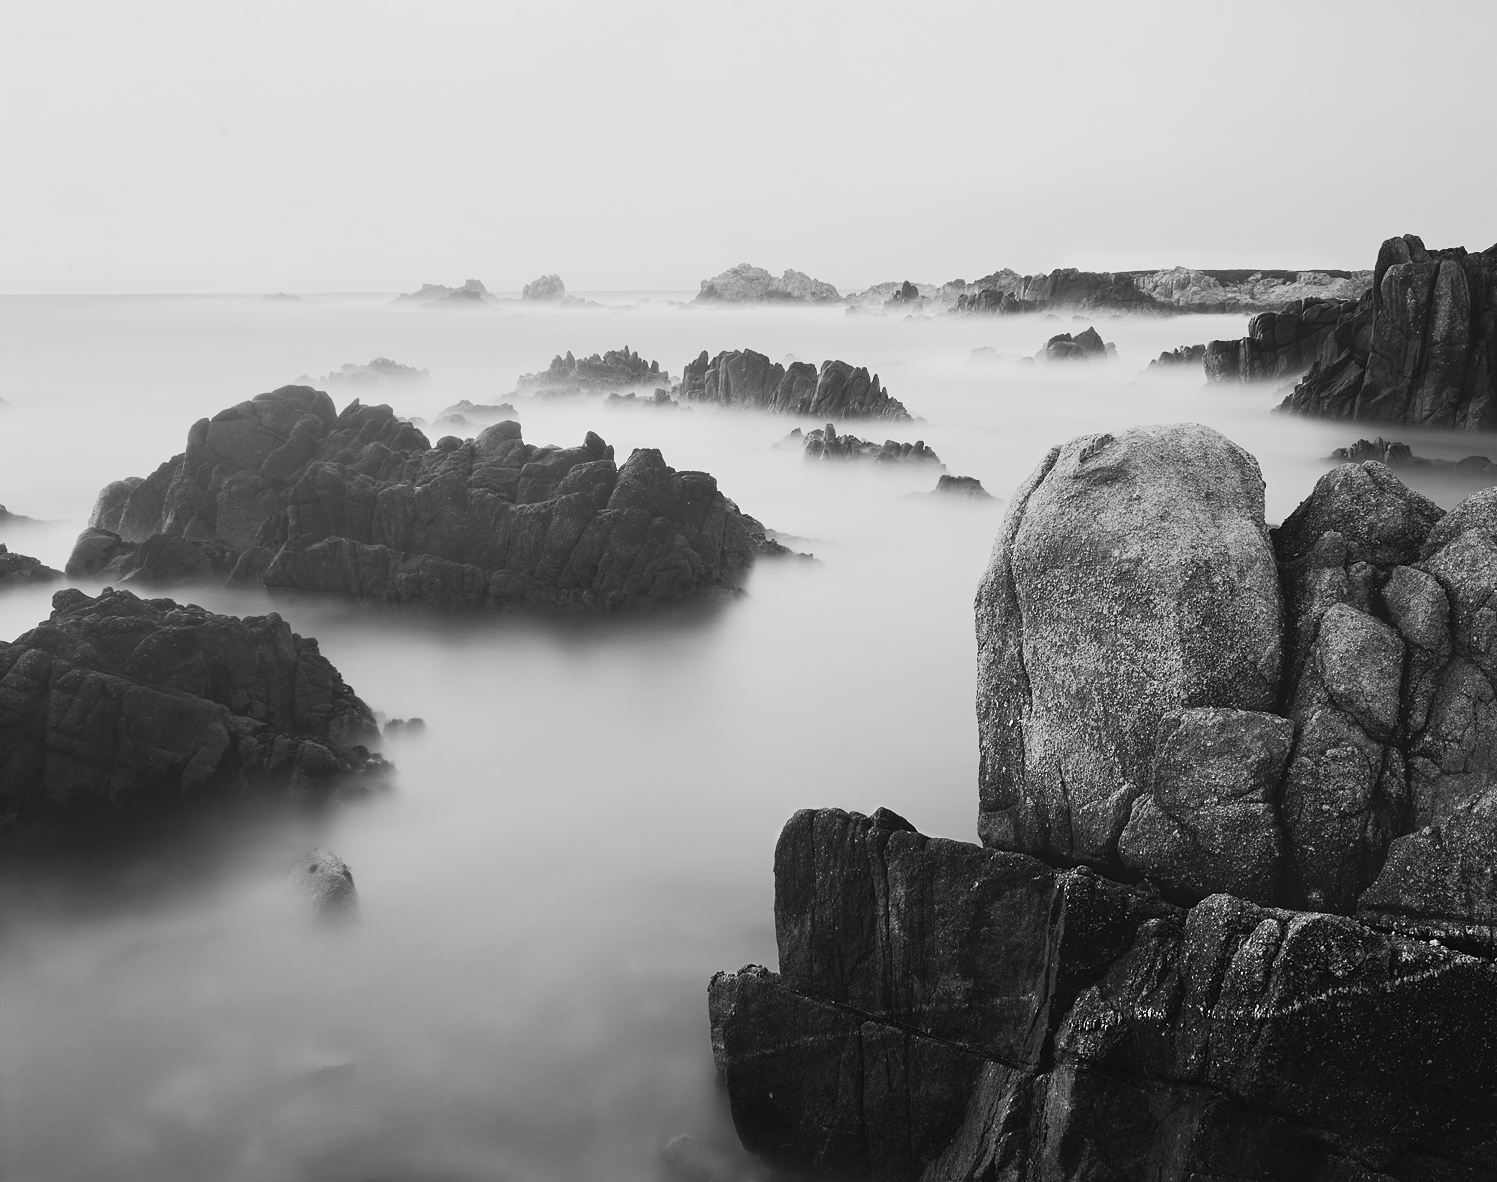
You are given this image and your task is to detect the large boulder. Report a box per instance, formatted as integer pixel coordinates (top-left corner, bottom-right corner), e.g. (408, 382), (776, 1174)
(0, 587), (385, 835)
(976, 424), (1283, 875)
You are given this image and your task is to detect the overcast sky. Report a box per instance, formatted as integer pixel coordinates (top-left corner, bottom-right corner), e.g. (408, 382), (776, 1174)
(1, 0), (1492, 294)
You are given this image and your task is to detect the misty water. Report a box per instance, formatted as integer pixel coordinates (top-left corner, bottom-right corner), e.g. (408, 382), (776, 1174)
(1, 295), (1491, 1182)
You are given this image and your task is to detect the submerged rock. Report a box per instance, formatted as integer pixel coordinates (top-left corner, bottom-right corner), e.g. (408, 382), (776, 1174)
(914, 474), (994, 501)
(681, 350), (912, 420)
(712, 425), (1497, 1179)
(286, 848), (359, 920)
(72, 386), (788, 613)
(802, 424), (942, 468)
(0, 545), (61, 587)
(1146, 342), (1205, 370)
(0, 587), (386, 836)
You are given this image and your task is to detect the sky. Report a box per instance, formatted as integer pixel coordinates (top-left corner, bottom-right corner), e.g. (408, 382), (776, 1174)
(0, 0), (1492, 294)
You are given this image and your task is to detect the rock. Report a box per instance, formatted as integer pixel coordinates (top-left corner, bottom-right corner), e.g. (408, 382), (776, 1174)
(1134, 267), (1372, 313)
(802, 424), (941, 467)
(319, 358), (429, 387)
(285, 848), (359, 920)
(605, 389), (681, 409)
(516, 347), (664, 395)
(1146, 342), (1205, 370)
(521, 274), (565, 301)
(1329, 436), (1496, 479)
(695, 265), (839, 304)
(1040, 326), (1114, 361)
(72, 388), (790, 613)
(1203, 297), (1359, 383)
(0, 505), (38, 527)
(0, 587), (386, 836)
(681, 351), (912, 420)
(1279, 235), (1497, 430)
(918, 475), (994, 501)
(391, 279), (494, 306)
(976, 424), (1282, 871)
(0, 545), (62, 587)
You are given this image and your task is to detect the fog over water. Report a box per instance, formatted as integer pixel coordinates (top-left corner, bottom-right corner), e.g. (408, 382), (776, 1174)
(1, 296), (1491, 1182)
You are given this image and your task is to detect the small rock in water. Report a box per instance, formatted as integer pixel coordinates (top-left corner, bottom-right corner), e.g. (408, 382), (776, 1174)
(286, 849), (359, 921)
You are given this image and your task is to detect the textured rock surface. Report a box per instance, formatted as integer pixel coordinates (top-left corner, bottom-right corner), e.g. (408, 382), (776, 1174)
(921, 475), (994, 501)
(1146, 343), (1205, 371)
(0, 588), (385, 835)
(286, 848), (360, 920)
(521, 274), (565, 301)
(1133, 266), (1372, 313)
(681, 350), (911, 420)
(711, 429), (1497, 1180)
(516, 346), (663, 395)
(0, 545), (61, 587)
(1279, 235), (1497, 429)
(695, 265), (839, 304)
(975, 424), (1282, 870)
(1040, 327), (1113, 361)
(802, 424), (941, 467)
(72, 387), (786, 612)
(1202, 297), (1357, 383)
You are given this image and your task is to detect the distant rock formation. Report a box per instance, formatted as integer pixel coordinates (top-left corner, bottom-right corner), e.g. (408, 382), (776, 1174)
(0, 587), (386, 836)
(695, 265), (839, 304)
(319, 357), (430, 387)
(521, 274), (565, 301)
(516, 347), (664, 396)
(0, 545), (61, 587)
(1201, 298), (1358, 383)
(1132, 267), (1372, 312)
(906, 474), (995, 502)
(954, 268), (1163, 315)
(1278, 235), (1497, 430)
(1329, 437), (1495, 479)
(431, 400), (518, 435)
(605, 389), (681, 409)
(0, 505), (38, 527)
(1040, 326), (1113, 361)
(710, 427), (1497, 1180)
(391, 279), (494, 307)
(69, 385), (788, 613)
(681, 350), (912, 420)
(802, 424), (942, 468)
(1146, 343), (1205, 370)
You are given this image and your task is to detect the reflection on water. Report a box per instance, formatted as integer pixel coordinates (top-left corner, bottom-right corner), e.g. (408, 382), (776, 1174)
(0, 296), (1489, 1181)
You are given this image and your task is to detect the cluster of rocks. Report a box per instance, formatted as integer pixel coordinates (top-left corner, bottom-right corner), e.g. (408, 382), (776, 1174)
(1133, 267), (1372, 313)
(1279, 235), (1497, 430)
(1330, 437), (1495, 478)
(521, 274), (565, 301)
(391, 279), (496, 307)
(67, 385), (786, 613)
(695, 265), (840, 304)
(0, 587), (387, 836)
(430, 400), (519, 436)
(0, 545), (61, 587)
(0, 504), (37, 527)
(317, 357), (430, 388)
(1200, 298), (1359, 383)
(605, 389), (681, 410)
(516, 347), (665, 396)
(801, 424), (943, 468)
(1147, 342), (1206, 370)
(908, 474), (994, 502)
(1040, 327), (1114, 361)
(711, 423), (1497, 1180)
(954, 267), (1162, 315)
(681, 350), (912, 420)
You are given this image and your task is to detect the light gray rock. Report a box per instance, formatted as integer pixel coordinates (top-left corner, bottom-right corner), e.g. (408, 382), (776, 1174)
(286, 848), (359, 920)
(976, 424), (1283, 871)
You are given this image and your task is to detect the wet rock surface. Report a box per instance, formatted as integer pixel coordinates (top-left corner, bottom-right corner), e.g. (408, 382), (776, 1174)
(0, 587), (385, 836)
(712, 426), (1497, 1180)
(70, 385), (787, 612)
(681, 350), (912, 420)
(1279, 235), (1497, 430)
(1330, 436), (1496, 479)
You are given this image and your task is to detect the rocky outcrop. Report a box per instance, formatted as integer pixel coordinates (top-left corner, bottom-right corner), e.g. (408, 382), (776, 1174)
(802, 424), (942, 467)
(0, 587), (386, 835)
(605, 389), (680, 409)
(1330, 437), (1496, 479)
(680, 351), (912, 420)
(71, 386), (787, 613)
(1279, 235), (1497, 429)
(516, 346), (664, 395)
(391, 279), (494, 306)
(319, 358), (429, 387)
(1133, 267), (1372, 313)
(953, 268), (1164, 315)
(431, 400), (518, 435)
(286, 848), (359, 920)
(0, 546), (61, 587)
(521, 274), (565, 301)
(0, 504), (38, 527)
(1040, 327), (1113, 361)
(1202, 298), (1358, 383)
(1146, 343), (1205, 370)
(695, 265), (839, 304)
(908, 475), (995, 502)
(712, 427), (1497, 1179)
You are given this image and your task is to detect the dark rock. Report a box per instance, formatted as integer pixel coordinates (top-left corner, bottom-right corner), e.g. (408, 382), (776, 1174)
(1330, 437), (1496, 479)
(1279, 235), (1497, 429)
(0, 587), (386, 835)
(65, 527), (136, 578)
(286, 848), (359, 920)
(0, 545), (61, 587)
(516, 346), (663, 395)
(521, 274), (565, 301)
(1203, 297), (1358, 383)
(802, 424), (941, 467)
(1040, 326), (1114, 361)
(681, 351), (911, 420)
(976, 424), (1282, 872)
(886, 280), (921, 308)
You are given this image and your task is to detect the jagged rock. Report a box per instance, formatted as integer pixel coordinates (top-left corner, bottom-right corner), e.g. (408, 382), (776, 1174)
(695, 265), (839, 304)
(886, 280), (921, 308)
(976, 424), (1282, 870)
(391, 279), (494, 306)
(73, 387), (788, 613)
(1133, 267), (1372, 312)
(0, 587), (386, 835)
(1330, 436), (1496, 477)
(319, 358), (429, 386)
(286, 848), (359, 920)
(521, 274), (565, 301)
(1146, 343), (1206, 370)
(516, 346), (664, 395)
(680, 350), (912, 420)
(802, 424), (941, 467)
(1040, 327), (1113, 361)
(1202, 298), (1358, 383)
(1279, 235), (1497, 429)
(0, 545), (61, 587)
